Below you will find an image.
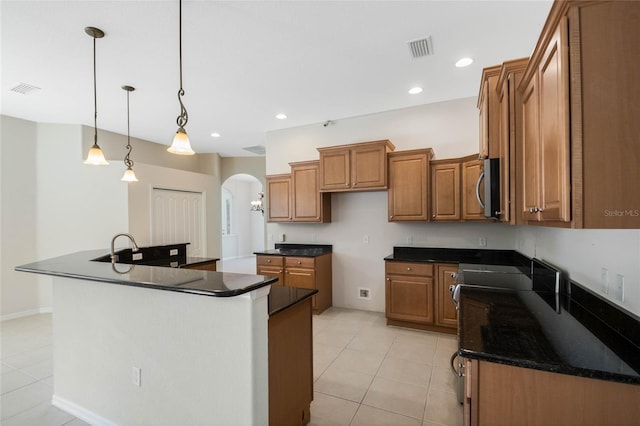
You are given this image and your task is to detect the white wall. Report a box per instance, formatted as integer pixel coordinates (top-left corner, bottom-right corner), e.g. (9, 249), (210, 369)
(1, 116), (40, 319)
(516, 227), (640, 315)
(221, 177), (265, 259)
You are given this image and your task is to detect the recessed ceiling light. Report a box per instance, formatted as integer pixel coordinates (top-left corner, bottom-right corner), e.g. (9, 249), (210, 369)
(275, 113), (287, 120)
(408, 87), (423, 95)
(455, 57), (474, 68)
(211, 132), (221, 138)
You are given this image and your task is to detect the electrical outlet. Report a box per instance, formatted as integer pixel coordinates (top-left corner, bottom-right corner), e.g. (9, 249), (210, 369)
(601, 268), (609, 294)
(132, 252), (143, 261)
(358, 288), (371, 299)
(363, 235), (369, 244)
(169, 249), (178, 256)
(132, 366), (141, 387)
(278, 234), (285, 242)
(616, 274), (625, 302)
(479, 236), (487, 247)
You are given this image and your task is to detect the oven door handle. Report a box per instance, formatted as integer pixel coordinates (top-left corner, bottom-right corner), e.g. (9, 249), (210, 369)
(476, 171), (485, 209)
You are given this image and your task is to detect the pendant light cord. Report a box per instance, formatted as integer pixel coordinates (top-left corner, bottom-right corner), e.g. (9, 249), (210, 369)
(124, 90), (133, 168)
(93, 35), (98, 145)
(176, 0), (188, 129)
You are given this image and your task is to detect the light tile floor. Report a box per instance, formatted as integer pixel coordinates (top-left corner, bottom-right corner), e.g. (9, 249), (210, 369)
(1, 305), (462, 425)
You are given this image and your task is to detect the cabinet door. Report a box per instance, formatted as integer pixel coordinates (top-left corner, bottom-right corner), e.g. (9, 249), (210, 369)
(388, 152), (429, 221)
(319, 149), (350, 191)
(521, 75), (541, 222)
(285, 267), (316, 309)
(385, 275), (434, 323)
(266, 175), (292, 222)
(257, 265), (284, 286)
(461, 159), (485, 221)
(435, 264), (458, 328)
(291, 162), (330, 223)
(431, 162), (461, 221)
(538, 17), (570, 222)
(351, 144), (388, 190)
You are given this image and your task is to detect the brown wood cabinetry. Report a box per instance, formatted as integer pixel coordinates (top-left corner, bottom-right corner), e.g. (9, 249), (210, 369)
(435, 264), (458, 327)
(257, 255), (284, 286)
(318, 140), (395, 192)
(385, 261), (457, 334)
(256, 254), (332, 314)
(497, 58), (528, 224)
(431, 160), (460, 221)
(269, 297), (313, 426)
(387, 149), (433, 222)
(461, 159), (485, 221)
(266, 174), (292, 222)
(181, 260), (217, 271)
(266, 161), (330, 223)
(463, 358), (640, 426)
(431, 155), (486, 222)
(518, 1), (640, 228)
(478, 65), (501, 159)
(290, 161), (331, 223)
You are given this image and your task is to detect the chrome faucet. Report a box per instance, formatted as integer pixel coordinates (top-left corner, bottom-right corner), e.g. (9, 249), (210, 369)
(111, 233), (139, 264)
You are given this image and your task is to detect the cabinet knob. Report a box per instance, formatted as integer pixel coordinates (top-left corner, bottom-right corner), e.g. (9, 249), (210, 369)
(353, 182), (357, 186)
(267, 259), (271, 263)
(297, 261), (301, 264)
(345, 183), (349, 187)
(406, 267), (412, 271)
(537, 208), (544, 213)
(450, 272), (458, 279)
(432, 214), (436, 218)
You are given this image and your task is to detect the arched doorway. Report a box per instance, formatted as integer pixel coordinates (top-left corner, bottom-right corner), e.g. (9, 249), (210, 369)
(219, 173), (265, 273)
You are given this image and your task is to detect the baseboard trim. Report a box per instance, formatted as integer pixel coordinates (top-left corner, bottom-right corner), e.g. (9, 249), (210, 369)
(52, 394), (115, 426)
(1, 307), (52, 322)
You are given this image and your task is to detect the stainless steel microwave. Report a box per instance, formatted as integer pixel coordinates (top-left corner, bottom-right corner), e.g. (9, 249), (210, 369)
(476, 158), (501, 219)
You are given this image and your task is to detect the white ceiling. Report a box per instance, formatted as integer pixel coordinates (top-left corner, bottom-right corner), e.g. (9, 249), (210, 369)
(1, 1), (552, 157)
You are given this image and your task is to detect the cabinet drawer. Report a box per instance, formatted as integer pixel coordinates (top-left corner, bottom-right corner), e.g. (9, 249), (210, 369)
(257, 255), (283, 267)
(385, 262), (433, 277)
(285, 257), (315, 268)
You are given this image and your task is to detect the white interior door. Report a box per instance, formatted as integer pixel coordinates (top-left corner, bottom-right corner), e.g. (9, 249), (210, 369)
(151, 188), (205, 256)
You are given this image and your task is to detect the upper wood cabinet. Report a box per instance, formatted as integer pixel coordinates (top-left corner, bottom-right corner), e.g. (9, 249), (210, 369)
(431, 160), (460, 221)
(478, 65), (502, 159)
(290, 161), (331, 223)
(266, 174), (292, 222)
(431, 155), (486, 222)
(266, 161), (331, 223)
(497, 58), (528, 224)
(387, 149), (433, 222)
(518, 1), (640, 228)
(318, 140), (395, 192)
(461, 158), (485, 221)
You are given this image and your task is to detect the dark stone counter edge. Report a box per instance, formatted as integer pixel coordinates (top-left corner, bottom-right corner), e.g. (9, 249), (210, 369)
(384, 247), (531, 267)
(15, 266), (277, 298)
(268, 287), (318, 317)
(182, 257), (219, 267)
(254, 243), (333, 257)
(458, 348), (640, 386)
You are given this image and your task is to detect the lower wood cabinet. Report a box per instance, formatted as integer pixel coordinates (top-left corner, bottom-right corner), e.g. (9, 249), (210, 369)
(385, 261), (457, 334)
(269, 297), (313, 425)
(257, 254), (332, 314)
(181, 260), (217, 271)
(464, 358), (640, 426)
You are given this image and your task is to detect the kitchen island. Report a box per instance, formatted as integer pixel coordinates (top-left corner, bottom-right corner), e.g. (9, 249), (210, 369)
(16, 250), (315, 426)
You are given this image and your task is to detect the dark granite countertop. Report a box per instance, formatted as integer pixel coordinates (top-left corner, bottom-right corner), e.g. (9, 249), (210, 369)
(15, 250), (274, 298)
(254, 243), (332, 258)
(459, 285), (640, 385)
(268, 286), (318, 316)
(385, 246), (530, 268)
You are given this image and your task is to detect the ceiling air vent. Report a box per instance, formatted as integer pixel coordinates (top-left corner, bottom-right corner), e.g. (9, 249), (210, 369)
(243, 145), (266, 155)
(10, 83), (41, 95)
(408, 36), (434, 59)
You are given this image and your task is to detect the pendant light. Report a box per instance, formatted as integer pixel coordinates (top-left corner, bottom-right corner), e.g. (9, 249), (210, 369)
(83, 27), (109, 165)
(168, 0), (195, 155)
(121, 85), (138, 182)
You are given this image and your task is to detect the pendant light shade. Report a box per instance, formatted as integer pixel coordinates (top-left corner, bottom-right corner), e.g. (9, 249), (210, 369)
(168, 0), (195, 155)
(121, 85), (138, 182)
(83, 26), (109, 165)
